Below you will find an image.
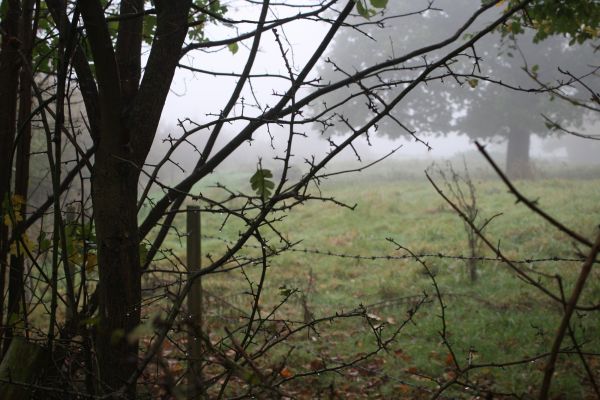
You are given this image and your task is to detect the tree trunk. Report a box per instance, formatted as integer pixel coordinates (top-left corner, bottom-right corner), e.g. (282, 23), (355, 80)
(0, 0), (22, 354)
(76, 2), (192, 396)
(5, 0), (36, 354)
(505, 129), (532, 179)
(0, 337), (51, 399)
(92, 147), (142, 397)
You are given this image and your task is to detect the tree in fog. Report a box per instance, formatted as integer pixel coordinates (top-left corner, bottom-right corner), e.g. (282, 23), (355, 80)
(316, 0), (599, 177)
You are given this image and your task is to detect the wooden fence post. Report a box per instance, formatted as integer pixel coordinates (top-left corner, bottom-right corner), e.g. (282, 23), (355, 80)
(186, 205), (203, 399)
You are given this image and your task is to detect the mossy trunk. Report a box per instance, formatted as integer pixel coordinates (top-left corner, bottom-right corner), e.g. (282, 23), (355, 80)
(0, 337), (51, 399)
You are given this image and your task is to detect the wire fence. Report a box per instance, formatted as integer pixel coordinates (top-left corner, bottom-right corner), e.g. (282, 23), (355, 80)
(199, 233), (590, 265)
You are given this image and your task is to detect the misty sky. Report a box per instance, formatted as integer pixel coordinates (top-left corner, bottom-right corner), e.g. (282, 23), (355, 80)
(156, 1), (595, 165)
(158, 1), (473, 162)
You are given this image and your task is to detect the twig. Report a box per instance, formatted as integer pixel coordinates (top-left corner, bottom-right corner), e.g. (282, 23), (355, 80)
(475, 141), (592, 247)
(539, 232), (600, 399)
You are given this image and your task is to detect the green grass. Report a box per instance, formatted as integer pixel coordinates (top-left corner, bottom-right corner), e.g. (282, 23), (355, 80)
(148, 159), (600, 399)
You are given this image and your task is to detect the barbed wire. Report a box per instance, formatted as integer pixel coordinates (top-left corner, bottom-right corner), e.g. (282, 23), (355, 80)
(199, 233), (590, 265)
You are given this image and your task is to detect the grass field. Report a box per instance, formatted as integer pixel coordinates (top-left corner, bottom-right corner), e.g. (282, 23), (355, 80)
(148, 157), (600, 399)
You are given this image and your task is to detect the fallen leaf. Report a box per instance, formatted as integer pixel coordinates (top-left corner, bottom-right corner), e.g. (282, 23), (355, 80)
(398, 384), (411, 394)
(310, 359), (326, 371)
(394, 349), (412, 362)
(280, 367), (293, 378)
(443, 370), (457, 380)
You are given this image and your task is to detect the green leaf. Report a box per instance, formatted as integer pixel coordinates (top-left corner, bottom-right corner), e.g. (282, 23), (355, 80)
(370, 0), (388, 8)
(510, 21), (523, 34)
(209, 0), (221, 13)
(355, 1), (370, 18)
(0, 0), (8, 21)
(139, 243), (149, 265)
(108, 19), (119, 35)
(39, 232), (51, 252)
(111, 328), (125, 344)
(467, 79), (478, 88)
(250, 168), (275, 200)
(531, 64), (539, 78)
(7, 312), (24, 329)
(279, 285), (293, 297)
(228, 42), (239, 54)
(240, 370), (262, 386)
(127, 320), (155, 344)
(143, 14), (157, 45)
(80, 315), (101, 327)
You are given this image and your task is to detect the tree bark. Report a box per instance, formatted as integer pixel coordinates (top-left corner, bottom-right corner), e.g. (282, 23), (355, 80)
(93, 152), (142, 397)
(78, 1), (192, 396)
(0, 0), (22, 354)
(77, 1), (139, 394)
(505, 128), (532, 179)
(5, 0), (36, 354)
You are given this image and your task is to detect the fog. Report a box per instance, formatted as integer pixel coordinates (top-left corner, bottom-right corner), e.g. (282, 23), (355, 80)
(149, 0), (599, 184)
(146, 125), (599, 190)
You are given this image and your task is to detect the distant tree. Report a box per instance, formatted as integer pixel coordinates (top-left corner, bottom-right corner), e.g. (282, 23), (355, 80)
(316, 0), (599, 178)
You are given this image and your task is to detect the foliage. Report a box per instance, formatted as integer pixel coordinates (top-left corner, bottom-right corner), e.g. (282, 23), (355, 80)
(250, 166), (275, 200)
(316, 0), (599, 142)
(354, 0), (388, 18)
(507, 0), (600, 43)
